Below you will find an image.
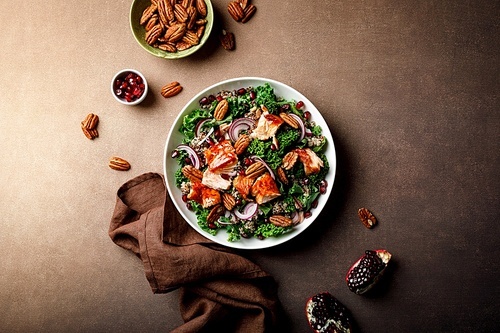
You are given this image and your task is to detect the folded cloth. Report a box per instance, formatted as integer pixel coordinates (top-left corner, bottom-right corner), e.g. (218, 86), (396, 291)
(109, 172), (285, 332)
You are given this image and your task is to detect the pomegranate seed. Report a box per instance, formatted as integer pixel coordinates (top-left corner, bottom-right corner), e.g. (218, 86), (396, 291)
(304, 111), (311, 120)
(184, 157), (191, 165)
(199, 97), (209, 105)
(216, 95), (223, 102)
(270, 144), (277, 151)
(319, 185), (327, 194)
(208, 223), (217, 229)
(296, 101), (304, 109)
(120, 82), (128, 89)
(244, 158), (252, 166)
(208, 94), (216, 102)
(186, 202), (193, 210)
(311, 199), (318, 209)
(281, 104), (290, 111)
(249, 91), (256, 100)
(237, 88), (246, 95)
(304, 211), (312, 218)
(182, 194), (188, 202)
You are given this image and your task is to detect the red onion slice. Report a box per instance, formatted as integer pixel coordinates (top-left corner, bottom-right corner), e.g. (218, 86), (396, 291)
(195, 118), (210, 137)
(176, 144), (201, 169)
(228, 118), (255, 142)
(289, 113), (305, 141)
(251, 156), (275, 179)
(196, 126), (214, 146)
(233, 202), (258, 220)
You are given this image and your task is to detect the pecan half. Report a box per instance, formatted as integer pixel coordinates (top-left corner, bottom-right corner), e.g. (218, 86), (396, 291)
(195, 25), (205, 38)
(161, 81), (183, 98)
(269, 215), (293, 228)
(182, 30), (199, 45)
(158, 43), (177, 52)
(282, 151), (298, 170)
(165, 23), (186, 43)
(227, 1), (244, 21)
(207, 204), (224, 223)
(241, 4), (256, 23)
(222, 192), (236, 211)
(145, 24), (163, 45)
(175, 40), (192, 51)
(358, 208), (377, 229)
(245, 161), (266, 179)
(145, 14), (159, 31)
(81, 113), (99, 140)
(140, 4), (158, 26)
(219, 29), (235, 50)
(279, 112), (299, 129)
(174, 4), (188, 22)
(182, 165), (203, 183)
(186, 6), (197, 30)
(214, 99), (229, 120)
(158, 0), (175, 26)
(234, 134), (250, 155)
(109, 157), (131, 171)
(276, 167), (288, 185)
(182, 0), (194, 8)
(196, 0), (207, 17)
(238, 0), (248, 10)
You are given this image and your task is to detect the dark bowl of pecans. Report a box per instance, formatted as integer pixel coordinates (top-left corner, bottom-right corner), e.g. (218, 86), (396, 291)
(130, 0), (214, 59)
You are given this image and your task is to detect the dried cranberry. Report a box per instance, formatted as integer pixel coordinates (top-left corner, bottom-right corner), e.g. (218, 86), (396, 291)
(296, 100), (304, 109)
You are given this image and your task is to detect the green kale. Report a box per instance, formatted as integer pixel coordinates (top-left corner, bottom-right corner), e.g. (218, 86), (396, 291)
(227, 93), (251, 119)
(191, 201), (217, 235)
(276, 129), (299, 155)
(179, 108), (212, 140)
(255, 223), (291, 238)
(254, 83), (279, 113)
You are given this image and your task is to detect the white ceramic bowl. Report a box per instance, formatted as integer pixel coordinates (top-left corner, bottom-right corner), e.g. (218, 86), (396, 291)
(110, 69), (148, 105)
(163, 77), (336, 249)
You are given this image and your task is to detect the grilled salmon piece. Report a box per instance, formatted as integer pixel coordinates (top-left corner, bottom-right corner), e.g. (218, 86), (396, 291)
(187, 182), (221, 208)
(204, 140), (238, 174)
(251, 172), (281, 204)
(250, 110), (284, 140)
(233, 174), (254, 200)
(294, 148), (324, 176)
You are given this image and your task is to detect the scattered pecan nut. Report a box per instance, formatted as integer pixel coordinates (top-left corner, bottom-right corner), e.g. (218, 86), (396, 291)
(227, 1), (244, 21)
(276, 167), (288, 185)
(174, 3), (189, 22)
(222, 192), (236, 211)
(358, 208), (377, 229)
(269, 215), (293, 228)
(109, 157), (131, 171)
(207, 204), (224, 223)
(282, 151), (298, 170)
(238, 0), (248, 10)
(164, 23), (186, 43)
(81, 113), (99, 140)
(161, 81), (183, 98)
(214, 99), (229, 120)
(245, 161), (266, 179)
(241, 4), (256, 23)
(234, 134), (250, 155)
(182, 165), (203, 183)
(219, 29), (235, 50)
(279, 112), (299, 129)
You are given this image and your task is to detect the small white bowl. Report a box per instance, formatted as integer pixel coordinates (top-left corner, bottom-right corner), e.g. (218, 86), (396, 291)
(111, 69), (148, 105)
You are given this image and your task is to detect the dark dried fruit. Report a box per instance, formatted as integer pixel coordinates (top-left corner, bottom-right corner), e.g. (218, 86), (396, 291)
(305, 292), (353, 333)
(346, 249), (391, 295)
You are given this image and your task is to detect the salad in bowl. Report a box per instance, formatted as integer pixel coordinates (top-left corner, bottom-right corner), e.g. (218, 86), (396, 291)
(164, 78), (336, 249)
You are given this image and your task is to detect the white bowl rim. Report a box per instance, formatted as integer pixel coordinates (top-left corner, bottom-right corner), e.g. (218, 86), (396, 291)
(110, 69), (148, 106)
(163, 76), (337, 249)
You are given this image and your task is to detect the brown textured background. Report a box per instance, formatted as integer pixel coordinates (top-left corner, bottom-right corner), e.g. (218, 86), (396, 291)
(0, 0), (498, 332)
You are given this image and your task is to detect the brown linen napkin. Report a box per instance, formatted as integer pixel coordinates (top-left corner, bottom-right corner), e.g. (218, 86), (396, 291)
(109, 172), (285, 332)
